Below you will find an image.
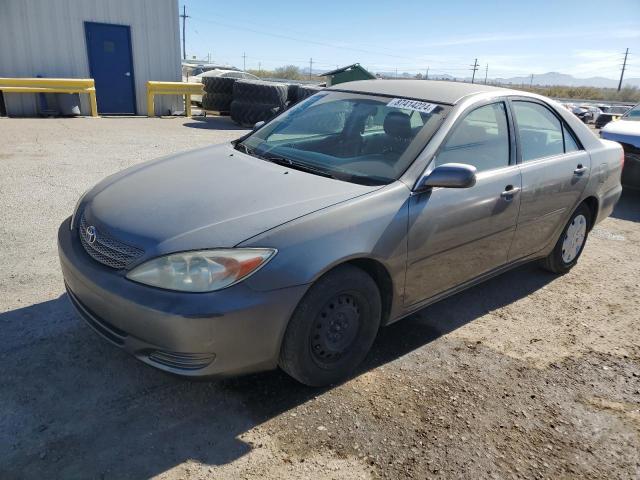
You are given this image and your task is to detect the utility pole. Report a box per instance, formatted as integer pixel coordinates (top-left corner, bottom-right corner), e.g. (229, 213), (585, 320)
(309, 58), (313, 80)
(258, 62), (261, 74)
(530, 73), (534, 87)
(395, 68), (398, 79)
(618, 48), (629, 91)
(426, 66), (429, 80)
(242, 52), (247, 71)
(484, 64), (488, 84)
(470, 58), (479, 84)
(179, 5), (190, 60)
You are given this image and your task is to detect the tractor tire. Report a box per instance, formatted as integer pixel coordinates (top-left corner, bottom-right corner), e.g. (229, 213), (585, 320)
(296, 85), (324, 102)
(202, 92), (233, 112)
(286, 83), (300, 103)
(230, 100), (283, 127)
(202, 76), (236, 94)
(233, 80), (288, 106)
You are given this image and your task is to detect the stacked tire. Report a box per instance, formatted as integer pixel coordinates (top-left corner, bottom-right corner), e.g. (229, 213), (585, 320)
(201, 76), (235, 112)
(231, 80), (288, 127)
(296, 85), (324, 102)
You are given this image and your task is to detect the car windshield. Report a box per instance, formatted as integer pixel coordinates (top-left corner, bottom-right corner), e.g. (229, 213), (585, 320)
(622, 104), (640, 121)
(237, 91), (450, 185)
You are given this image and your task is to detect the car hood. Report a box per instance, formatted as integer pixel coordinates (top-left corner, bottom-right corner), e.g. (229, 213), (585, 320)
(81, 143), (380, 260)
(601, 119), (640, 148)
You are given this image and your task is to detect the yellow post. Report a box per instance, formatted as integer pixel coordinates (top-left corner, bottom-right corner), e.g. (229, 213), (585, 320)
(88, 87), (98, 118)
(185, 94), (191, 118)
(146, 81), (202, 117)
(147, 87), (155, 117)
(0, 77), (99, 117)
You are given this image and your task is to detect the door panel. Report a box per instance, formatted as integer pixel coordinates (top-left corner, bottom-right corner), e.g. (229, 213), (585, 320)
(509, 151), (590, 259)
(508, 100), (591, 260)
(85, 22), (136, 114)
(405, 167), (522, 306)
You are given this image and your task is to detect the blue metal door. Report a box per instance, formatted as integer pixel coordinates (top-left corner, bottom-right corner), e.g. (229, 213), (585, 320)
(85, 22), (136, 114)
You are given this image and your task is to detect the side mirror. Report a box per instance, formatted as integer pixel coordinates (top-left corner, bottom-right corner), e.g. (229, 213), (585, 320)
(415, 163), (477, 191)
(253, 121), (265, 131)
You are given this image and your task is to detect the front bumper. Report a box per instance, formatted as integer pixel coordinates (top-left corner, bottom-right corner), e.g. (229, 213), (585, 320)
(58, 217), (308, 377)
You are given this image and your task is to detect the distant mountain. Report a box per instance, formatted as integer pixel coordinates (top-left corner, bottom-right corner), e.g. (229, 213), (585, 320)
(495, 72), (640, 89)
(372, 70), (640, 88)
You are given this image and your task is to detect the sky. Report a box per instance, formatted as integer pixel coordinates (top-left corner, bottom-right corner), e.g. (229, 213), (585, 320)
(179, 0), (640, 80)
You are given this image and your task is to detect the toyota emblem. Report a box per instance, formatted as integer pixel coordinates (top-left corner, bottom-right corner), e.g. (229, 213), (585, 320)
(86, 226), (97, 244)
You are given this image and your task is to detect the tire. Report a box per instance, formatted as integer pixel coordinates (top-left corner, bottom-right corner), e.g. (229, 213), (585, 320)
(296, 85), (324, 102)
(279, 265), (382, 387)
(286, 83), (300, 103)
(233, 80), (288, 105)
(201, 92), (232, 112)
(540, 204), (591, 274)
(202, 76), (236, 94)
(230, 100), (282, 127)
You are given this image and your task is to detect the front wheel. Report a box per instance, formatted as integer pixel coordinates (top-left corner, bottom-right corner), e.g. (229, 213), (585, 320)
(540, 204), (591, 274)
(279, 265), (381, 387)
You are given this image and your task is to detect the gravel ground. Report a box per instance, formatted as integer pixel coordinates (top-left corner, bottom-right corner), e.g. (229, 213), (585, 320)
(1, 117), (639, 480)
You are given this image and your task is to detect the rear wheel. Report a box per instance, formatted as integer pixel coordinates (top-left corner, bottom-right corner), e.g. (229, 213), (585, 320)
(540, 204), (591, 274)
(279, 265), (381, 386)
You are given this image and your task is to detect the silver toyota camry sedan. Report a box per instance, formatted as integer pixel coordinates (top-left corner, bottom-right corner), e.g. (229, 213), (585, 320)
(58, 80), (623, 386)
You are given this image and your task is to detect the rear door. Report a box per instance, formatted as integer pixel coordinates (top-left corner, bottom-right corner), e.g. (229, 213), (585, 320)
(84, 22), (136, 114)
(404, 100), (522, 306)
(508, 98), (590, 260)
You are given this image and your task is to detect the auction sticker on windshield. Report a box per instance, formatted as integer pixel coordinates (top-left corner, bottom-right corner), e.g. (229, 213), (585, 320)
(387, 98), (438, 114)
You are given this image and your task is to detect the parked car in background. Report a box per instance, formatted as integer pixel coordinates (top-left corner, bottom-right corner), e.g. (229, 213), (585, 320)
(187, 69), (259, 105)
(595, 105), (631, 129)
(601, 103), (640, 189)
(59, 80), (623, 386)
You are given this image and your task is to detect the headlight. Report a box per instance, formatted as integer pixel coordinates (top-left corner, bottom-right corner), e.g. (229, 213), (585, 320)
(126, 248), (277, 292)
(70, 189), (90, 230)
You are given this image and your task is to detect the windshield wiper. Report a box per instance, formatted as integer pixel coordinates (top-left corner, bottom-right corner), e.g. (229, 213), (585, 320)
(234, 142), (254, 155)
(259, 154), (337, 179)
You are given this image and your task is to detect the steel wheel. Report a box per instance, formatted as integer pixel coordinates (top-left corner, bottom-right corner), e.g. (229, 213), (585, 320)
(561, 214), (587, 264)
(310, 293), (361, 365)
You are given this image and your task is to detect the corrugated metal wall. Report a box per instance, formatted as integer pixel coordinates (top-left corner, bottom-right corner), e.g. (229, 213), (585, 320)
(0, 0), (181, 116)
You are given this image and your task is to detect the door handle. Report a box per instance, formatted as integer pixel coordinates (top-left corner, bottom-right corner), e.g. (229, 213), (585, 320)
(500, 185), (520, 200)
(573, 165), (588, 175)
(125, 72), (131, 77)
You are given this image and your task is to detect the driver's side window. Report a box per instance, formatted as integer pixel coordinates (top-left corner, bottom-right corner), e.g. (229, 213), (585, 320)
(435, 102), (510, 172)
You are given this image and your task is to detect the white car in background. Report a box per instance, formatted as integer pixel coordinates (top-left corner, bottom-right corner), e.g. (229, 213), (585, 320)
(600, 103), (640, 189)
(187, 69), (259, 105)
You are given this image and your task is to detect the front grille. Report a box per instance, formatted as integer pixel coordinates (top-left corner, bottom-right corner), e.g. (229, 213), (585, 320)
(79, 213), (143, 269)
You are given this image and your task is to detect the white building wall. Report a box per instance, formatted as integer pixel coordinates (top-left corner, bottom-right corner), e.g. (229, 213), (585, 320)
(0, 0), (181, 116)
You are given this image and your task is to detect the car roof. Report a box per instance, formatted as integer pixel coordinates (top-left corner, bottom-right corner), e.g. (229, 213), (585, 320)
(327, 79), (519, 105)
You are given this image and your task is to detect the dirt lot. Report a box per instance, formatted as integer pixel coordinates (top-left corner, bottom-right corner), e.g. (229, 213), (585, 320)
(1, 116), (639, 479)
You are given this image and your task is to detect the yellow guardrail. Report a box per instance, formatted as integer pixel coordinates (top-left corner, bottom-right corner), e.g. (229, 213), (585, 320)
(0, 77), (98, 117)
(146, 81), (203, 118)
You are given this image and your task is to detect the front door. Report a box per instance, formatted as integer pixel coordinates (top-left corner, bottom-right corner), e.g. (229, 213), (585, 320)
(405, 101), (521, 306)
(85, 22), (136, 114)
(507, 99), (591, 260)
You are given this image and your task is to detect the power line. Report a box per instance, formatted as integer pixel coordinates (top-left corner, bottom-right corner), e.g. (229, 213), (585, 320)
(470, 58), (479, 84)
(179, 5), (190, 60)
(618, 48), (629, 91)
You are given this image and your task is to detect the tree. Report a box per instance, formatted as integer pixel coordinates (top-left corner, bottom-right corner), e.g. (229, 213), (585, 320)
(273, 65), (304, 80)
